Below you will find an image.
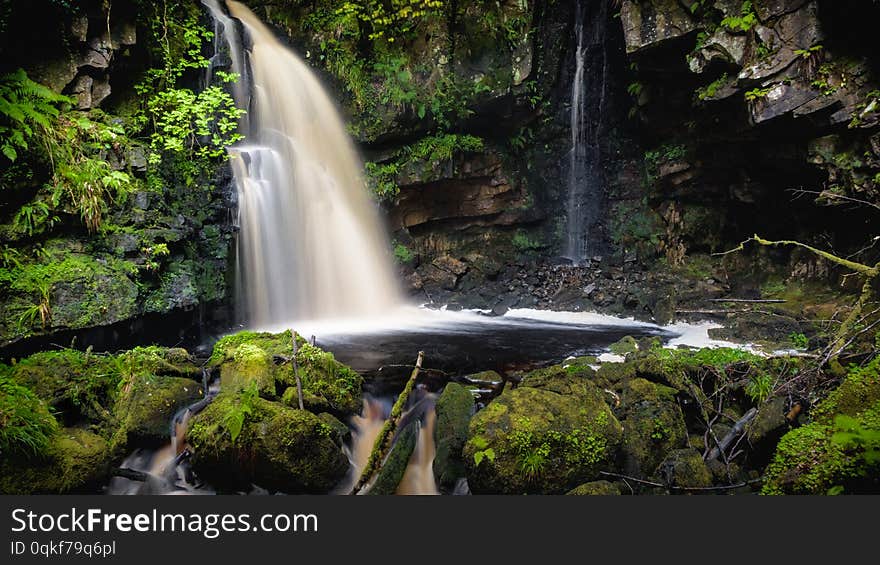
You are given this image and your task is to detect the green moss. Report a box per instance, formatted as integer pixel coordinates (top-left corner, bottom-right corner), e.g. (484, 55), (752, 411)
(187, 392), (349, 493)
(0, 428), (110, 494)
(763, 360), (880, 494)
(209, 330), (362, 415)
(433, 382), (475, 490)
(813, 358), (880, 424)
(565, 480), (622, 495)
(10, 349), (122, 423)
(609, 336), (639, 356)
(620, 378), (688, 476)
(112, 374), (202, 449)
(464, 370), (622, 494)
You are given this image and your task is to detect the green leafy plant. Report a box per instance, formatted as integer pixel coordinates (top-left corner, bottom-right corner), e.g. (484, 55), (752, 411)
(0, 373), (59, 457)
(392, 242), (414, 263)
(720, 1), (758, 33)
(696, 73), (730, 101)
(224, 382), (259, 442)
(745, 86), (773, 102)
(746, 373), (775, 404)
(0, 68), (70, 163)
(471, 435), (496, 467)
(789, 332), (809, 350)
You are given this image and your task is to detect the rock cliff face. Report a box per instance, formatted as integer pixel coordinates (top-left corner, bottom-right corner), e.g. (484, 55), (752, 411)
(617, 0), (879, 263)
(0, 1), (235, 352)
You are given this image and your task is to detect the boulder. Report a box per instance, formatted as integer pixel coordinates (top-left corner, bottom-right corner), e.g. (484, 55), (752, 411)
(619, 378), (688, 477)
(187, 393), (349, 493)
(113, 374), (203, 447)
(655, 448), (713, 489)
(464, 365), (622, 494)
(620, 0), (698, 54)
(566, 480), (623, 495)
(209, 330), (362, 416)
(433, 383), (474, 490)
(0, 428), (110, 494)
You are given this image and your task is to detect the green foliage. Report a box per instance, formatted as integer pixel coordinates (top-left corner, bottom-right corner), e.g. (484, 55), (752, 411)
(224, 381), (259, 443)
(745, 86), (773, 102)
(720, 1), (758, 33)
(365, 133), (483, 201)
(0, 372), (59, 457)
(832, 414), (880, 467)
(512, 231), (543, 252)
(337, 0), (444, 43)
(0, 69), (70, 163)
(130, 1), (245, 179)
(696, 73), (730, 101)
(789, 332), (809, 349)
(392, 242), (414, 263)
(364, 161), (402, 201)
(746, 373), (775, 404)
(471, 436), (496, 467)
(794, 45), (824, 59)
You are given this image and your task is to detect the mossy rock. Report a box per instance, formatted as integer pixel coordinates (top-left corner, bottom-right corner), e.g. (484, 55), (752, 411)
(566, 480), (623, 495)
(746, 396), (790, 459)
(367, 421), (419, 495)
(655, 448), (712, 490)
(812, 358), (880, 425)
(619, 378), (688, 477)
(609, 336), (639, 356)
(208, 330), (362, 415)
(433, 382), (474, 491)
(187, 392), (349, 493)
(112, 374), (204, 448)
(0, 428), (110, 494)
(9, 349), (120, 423)
(763, 400), (880, 495)
(464, 370), (503, 384)
(596, 361), (637, 388)
(464, 368), (622, 494)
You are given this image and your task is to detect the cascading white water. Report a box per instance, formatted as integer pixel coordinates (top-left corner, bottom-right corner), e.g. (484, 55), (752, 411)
(220, 1), (401, 326)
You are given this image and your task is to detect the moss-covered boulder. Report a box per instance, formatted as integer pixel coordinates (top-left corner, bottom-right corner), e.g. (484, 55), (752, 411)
(609, 336), (639, 356)
(619, 378), (688, 477)
(209, 330), (362, 415)
(112, 374), (203, 447)
(187, 392), (349, 493)
(0, 428), (111, 494)
(433, 382), (474, 490)
(463, 365), (622, 494)
(9, 349), (120, 422)
(763, 359), (880, 494)
(655, 448), (712, 490)
(566, 480), (623, 495)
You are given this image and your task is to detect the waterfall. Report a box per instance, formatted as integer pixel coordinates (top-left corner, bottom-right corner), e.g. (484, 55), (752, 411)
(563, 0), (607, 264)
(211, 1), (401, 326)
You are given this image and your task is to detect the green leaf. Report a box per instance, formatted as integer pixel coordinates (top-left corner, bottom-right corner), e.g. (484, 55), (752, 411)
(473, 451), (485, 466)
(484, 448), (495, 462)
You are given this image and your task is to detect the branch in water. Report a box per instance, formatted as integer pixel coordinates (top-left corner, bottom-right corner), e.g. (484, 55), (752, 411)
(351, 351), (425, 494)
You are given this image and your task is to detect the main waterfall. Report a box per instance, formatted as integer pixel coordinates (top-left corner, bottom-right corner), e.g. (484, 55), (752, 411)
(218, 1), (401, 326)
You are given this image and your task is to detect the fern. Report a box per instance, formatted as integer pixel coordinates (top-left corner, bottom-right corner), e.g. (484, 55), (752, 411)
(0, 69), (70, 162)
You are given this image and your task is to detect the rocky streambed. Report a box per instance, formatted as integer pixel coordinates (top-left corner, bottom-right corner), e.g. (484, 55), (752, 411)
(3, 320), (877, 495)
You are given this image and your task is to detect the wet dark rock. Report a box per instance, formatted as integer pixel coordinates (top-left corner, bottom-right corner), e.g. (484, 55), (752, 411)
(433, 383), (475, 491)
